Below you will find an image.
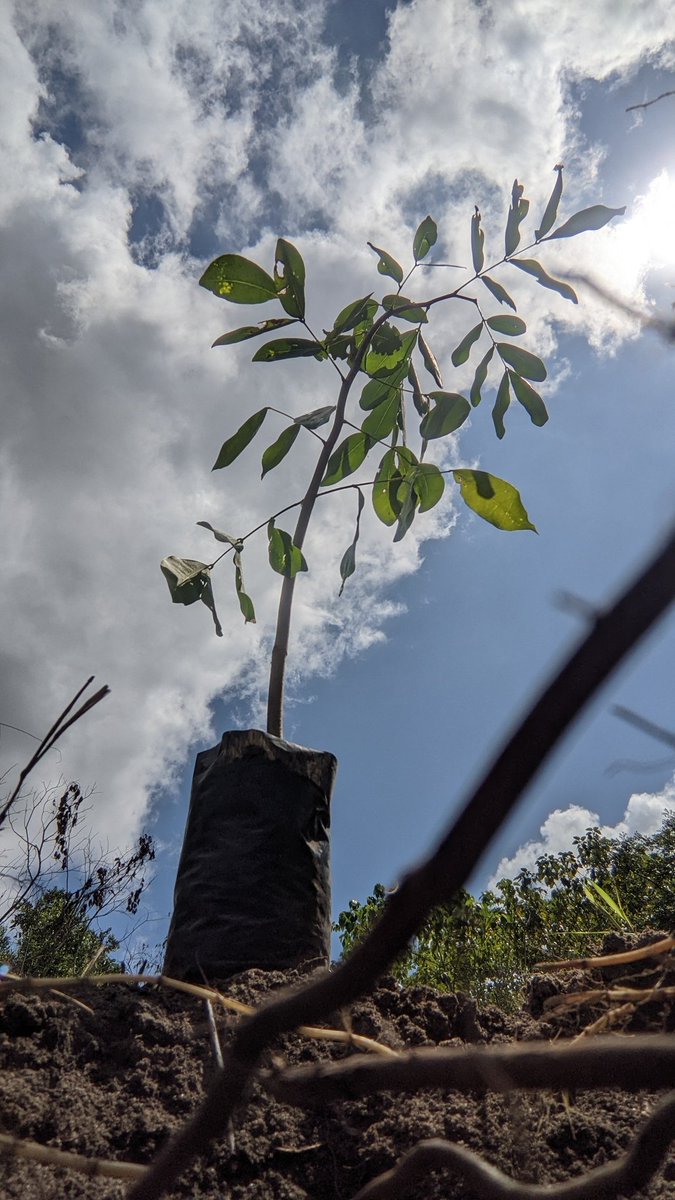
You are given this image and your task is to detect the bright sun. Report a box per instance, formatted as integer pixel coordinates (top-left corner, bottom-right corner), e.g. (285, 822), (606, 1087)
(621, 170), (675, 273)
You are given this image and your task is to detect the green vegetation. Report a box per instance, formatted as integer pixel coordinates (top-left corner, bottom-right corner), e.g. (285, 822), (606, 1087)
(8, 888), (120, 977)
(162, 170), (625, 738)
(335, 813), (675, 1011)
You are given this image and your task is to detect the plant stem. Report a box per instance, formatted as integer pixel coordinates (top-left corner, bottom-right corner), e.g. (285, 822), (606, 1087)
(266, 321), (389, 738)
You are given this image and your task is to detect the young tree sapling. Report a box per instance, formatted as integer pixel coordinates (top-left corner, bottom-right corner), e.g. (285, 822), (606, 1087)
(162, 168), (624, 739)
(161, 170), (625, 980)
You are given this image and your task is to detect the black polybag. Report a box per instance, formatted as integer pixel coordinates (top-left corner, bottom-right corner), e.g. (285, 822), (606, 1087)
(163, 729), (336, 982)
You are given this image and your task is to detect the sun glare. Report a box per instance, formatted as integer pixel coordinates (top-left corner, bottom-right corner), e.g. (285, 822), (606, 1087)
(621, 170), (675, 274)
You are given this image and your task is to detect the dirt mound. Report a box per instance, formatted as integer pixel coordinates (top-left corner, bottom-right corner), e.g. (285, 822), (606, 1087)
(1, 936), (674, 1198)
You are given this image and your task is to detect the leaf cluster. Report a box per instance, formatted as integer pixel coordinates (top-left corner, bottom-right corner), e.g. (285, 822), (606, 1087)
(163, 172), (625, 637)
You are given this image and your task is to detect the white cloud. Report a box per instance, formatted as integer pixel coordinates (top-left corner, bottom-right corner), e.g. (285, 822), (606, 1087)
(487, 776), (675, 887)
(2, 0), (675, 853)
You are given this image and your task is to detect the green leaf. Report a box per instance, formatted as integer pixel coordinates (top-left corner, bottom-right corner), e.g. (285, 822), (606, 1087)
(323, 332), (353, 360)
(470, 346), (494, 408)
(583, 880), (632, 929)
(370, 322), (402, 355)
(274, 238), (306, 318)
(233, 550), (256, 623)
(453, 469), (536, 532)
(196, 522), (243, 550)
(486, 314), (527, 336)
(294, 405), (336, 430)
(161, 557), (211, 606)
(497, 342), (547, 382)
(382, 295), (428, 323)
(471, 206), (484, 273)
(481, 275), (517, 311)
(505, 180), (530, 257)
(261, 423), (301, 478)
(367, 241), (404, 284)
(252, 337), (325, 363)
(339, 490), (365, 596)
(509, 258), (578, 303)
(372, 448), (401, 526)
(320, 432), (374, 486)
(419, 392), (471, 440)
(451, 320), (483, 367)
(396, 445), (419, 469)
(413, 463), (445, 512)
(508, 371), (549, 427)
(361, 390), (400, 439)
(535, 164), (564, 240)
(267, 520), (308, 578)
(360, 376), (397, 411)
(236, 588), (256, 623)
(211, 318), (297, 347)
(212, 408), (268, 470)
(408, 362), (429, 418)
(160, 557), (223, 635)
(492, 371), (511, 439)
(418, 332), (443, 387)
(393, 477), (418, 542)
(332, 295), (378, 335)
(200, 255), (278, 305)
(198, 573), (223, 636)
(413, 215), (437, 262)
(365, 327), (417, 377)
(546, 204), (626, 240)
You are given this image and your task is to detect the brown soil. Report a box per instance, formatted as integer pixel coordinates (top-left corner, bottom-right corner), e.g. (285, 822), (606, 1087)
(1, 932), (674, 1199)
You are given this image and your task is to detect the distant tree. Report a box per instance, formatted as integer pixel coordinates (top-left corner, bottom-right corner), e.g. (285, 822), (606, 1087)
(9, 888), (119, 976)
(0, 780), (155, 976)
(335, 812), (675, 1010)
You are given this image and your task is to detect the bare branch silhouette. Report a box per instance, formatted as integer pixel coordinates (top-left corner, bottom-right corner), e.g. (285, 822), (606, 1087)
(611, 704), (675, 749)
(263, 1035), (675, 1107)
(626, 89), (675, 112)
(0, 679), (109, 832)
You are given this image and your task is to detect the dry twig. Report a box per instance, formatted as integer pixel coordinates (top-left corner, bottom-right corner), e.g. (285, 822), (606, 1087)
(262, 1035), (675, 1107)
(626, 89), (675, 112)
(0, 678), (109, 831)
(0, 1132), (145, 1182)
(535, 933), (675, 971)
(544, 985), (674, 1012)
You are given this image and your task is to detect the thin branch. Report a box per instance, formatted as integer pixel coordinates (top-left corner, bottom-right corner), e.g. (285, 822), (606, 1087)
(204, 998), (224, 1070)
(562, 273), (675, 340)
(263, 1036), (675, 1108)
(544, 985), (673, 1013)
(0, 722), (43, 743)
(536, 932), (675, 971)
(0, 1132), (145, 1182)
(626, 89), (675, 112)
(611, 705), (675, 749)
(0, 679), (109, 831)
(350, 1092), (675, 1200)
(129, 523), (675, 1200)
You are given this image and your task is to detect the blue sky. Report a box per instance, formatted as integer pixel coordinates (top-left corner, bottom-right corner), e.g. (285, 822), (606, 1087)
(1, 1), (675, 960)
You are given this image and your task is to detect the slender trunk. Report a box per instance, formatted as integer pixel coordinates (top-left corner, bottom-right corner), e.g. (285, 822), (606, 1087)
(265, 401), (347, 738)
(265, 332), (386, 736)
